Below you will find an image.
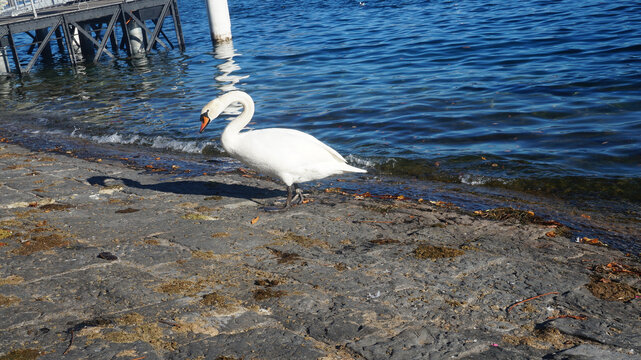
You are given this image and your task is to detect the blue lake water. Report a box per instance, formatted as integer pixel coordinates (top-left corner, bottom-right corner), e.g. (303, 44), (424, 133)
(1, 0), (640, 250)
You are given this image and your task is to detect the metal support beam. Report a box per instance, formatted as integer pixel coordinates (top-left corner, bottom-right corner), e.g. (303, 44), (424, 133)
(109, 27), (118, 54)
(34, 27), (54, 63)
(54, 27), (65, 54)
(145, 0), (170, 52)
(170, 0), (185, 52)
(125, 9), (168, 50)
(77, 23), (96, 60)
(71, 21), (114, 59)
(61, 15), (77, 66)
(26, 32), (36, 54)
(25, 20), (61, 73)
(93, 8), (120, 63)
(158, 26), (174, 50)
(6, 29), (22, 74)
(119, 4), (133, 56)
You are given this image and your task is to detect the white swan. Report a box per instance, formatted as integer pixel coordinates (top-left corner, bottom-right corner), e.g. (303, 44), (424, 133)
(199, 91), (366, 208)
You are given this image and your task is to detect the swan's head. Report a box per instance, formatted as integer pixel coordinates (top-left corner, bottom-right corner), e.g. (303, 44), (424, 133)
(199, 91), (254, 133)
(199, 98), (225, 133)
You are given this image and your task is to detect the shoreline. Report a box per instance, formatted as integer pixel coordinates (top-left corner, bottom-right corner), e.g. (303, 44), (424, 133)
(1, 127), (639, 255)
(1, 140), (641, 359)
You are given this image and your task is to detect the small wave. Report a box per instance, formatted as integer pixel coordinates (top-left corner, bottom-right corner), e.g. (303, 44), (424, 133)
(459, 174), (506, 186)
(151, 136), (215, 154)
(69, 129), (142, 145)
(68, 130), (215, 154)
(345, 154), (377, 168)
(93, 133), (141, 145)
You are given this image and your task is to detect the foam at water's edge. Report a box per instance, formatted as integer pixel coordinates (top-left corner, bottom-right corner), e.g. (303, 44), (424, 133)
(459, 174), (507, 186)
(67, 129), (216, 154)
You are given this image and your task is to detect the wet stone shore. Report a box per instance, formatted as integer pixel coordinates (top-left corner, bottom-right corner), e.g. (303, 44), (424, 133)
(0, 142), (640, 360)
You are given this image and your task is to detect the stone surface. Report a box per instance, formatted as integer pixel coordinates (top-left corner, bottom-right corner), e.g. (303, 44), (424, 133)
(0, 142), (640, 359)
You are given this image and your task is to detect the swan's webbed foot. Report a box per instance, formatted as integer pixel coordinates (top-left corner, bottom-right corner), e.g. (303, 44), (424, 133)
(261, 184), (306, 212)
(291, 186), (304, 205)
(283, 184), (303, 210)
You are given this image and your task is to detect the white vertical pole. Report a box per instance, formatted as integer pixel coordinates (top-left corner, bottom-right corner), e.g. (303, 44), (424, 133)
(0, 46), (10, 74)
(205, 0), (232, 43)
(71, 26), (83, 62)
(127, 20), (144, 56)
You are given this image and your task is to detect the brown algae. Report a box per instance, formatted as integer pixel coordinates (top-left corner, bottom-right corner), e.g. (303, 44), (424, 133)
(413, 244), (464, 260)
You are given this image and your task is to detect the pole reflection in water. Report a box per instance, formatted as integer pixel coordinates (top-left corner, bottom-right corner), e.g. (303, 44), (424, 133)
(214, 40), (248, 116)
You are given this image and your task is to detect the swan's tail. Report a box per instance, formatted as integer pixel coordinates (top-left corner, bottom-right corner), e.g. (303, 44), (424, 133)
(342, 164), (367, 173)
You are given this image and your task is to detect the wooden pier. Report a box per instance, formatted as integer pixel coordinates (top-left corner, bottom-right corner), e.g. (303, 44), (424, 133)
(0, 0), (185, 75)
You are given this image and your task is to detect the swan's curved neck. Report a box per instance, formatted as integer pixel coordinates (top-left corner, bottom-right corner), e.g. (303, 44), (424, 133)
(221, 91), (255, 148)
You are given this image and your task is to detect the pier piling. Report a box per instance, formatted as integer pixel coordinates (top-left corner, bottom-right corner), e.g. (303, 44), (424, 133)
(127, 19), (145, 56)
(69, 24), (83, 63)
(206, 0), (232, 43)
(0, 45), (9, 74)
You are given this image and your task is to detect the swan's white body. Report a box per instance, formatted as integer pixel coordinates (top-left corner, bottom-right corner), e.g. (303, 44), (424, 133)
(199, 91), (366, 207)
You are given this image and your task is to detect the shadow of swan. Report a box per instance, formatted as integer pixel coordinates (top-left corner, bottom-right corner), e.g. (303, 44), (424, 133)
(86, 176), (283, 199)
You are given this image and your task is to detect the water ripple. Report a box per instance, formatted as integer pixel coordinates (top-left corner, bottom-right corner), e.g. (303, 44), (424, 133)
(0, 0), (640, 200)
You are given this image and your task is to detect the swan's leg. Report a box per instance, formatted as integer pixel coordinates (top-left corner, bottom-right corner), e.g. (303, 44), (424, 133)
(262, 185), (295, 212)
(291, 184), (304, 204)
(261, 185), (294, 212)
(285, 184), (295, 208)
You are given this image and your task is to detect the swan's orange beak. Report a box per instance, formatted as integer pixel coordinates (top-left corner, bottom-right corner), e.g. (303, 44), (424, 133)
(199, 113), (210, 133)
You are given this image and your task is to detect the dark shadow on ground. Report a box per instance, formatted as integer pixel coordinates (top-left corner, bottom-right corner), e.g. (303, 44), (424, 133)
(87, 176), (283, 199)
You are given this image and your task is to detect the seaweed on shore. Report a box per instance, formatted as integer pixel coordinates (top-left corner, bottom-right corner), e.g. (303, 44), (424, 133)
(413, 244), (464, 260)
(473, 207), (561, 226)
(592, 262), (641, 277)
(0, 294), (20, 307)
(474, 207), (573, 238)
(586, 277), (639, 302)
(39, 203), (73, 211)
(253, 288), (286, 301)
(281, 231), (329, 249)
(10, 233), (70, 256)
(268, 248), (303, 264)
(155, 279), (204, 297)
(370, 238), (400, 245)
(0, 229), (11, 240)
(0, 348), (43, 360)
